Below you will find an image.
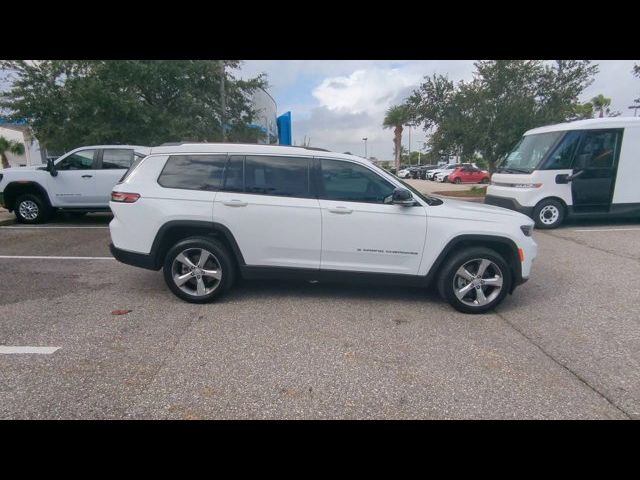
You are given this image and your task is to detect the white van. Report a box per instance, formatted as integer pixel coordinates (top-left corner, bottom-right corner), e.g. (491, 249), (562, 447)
(485, 117), (640, 228)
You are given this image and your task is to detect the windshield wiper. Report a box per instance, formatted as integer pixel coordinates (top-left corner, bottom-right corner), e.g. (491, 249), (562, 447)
(497, 167), (531, 174)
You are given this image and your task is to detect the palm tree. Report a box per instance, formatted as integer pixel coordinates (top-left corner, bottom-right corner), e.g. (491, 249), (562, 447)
(590, 94), (612, 118)
(383, 105), (412, 170)
(0, 136), (25, 169)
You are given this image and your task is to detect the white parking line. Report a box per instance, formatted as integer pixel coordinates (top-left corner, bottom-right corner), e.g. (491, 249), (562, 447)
(0, 226), (109, 229)
(0, 346), (61, 354)
(571, 228), (640, 232)
(0, 255), (114, 260)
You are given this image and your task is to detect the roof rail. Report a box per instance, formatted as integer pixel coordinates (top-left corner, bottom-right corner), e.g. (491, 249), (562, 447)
(155, 142), (332, 152)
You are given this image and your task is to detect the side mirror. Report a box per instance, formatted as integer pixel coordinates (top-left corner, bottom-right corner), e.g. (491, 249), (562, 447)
(47, 158), (58, 177)
(390, 188), (415, 206)
(556, 170), (583, 184)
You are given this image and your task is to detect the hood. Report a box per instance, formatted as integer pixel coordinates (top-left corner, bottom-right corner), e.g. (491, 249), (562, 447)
(431, 197), (533, 224)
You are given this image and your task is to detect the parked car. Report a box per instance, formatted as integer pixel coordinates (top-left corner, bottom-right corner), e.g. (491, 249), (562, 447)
(397, 168), (412, 179)
(417, 165), (439, 179)
(109, 143), (537, 313)
(447, 165), (491, 184)
(486, 117), (640, 229)
(0, 145), (150, 223)
(430, 163), (473, 182)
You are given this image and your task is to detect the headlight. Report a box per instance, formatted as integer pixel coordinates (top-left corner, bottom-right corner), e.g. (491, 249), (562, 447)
(520, 225), (533, 237)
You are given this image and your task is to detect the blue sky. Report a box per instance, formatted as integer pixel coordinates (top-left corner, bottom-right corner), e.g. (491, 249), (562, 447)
(239, 60), (640, 160)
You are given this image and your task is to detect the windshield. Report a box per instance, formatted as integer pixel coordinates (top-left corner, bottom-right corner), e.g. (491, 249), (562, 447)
(498, 132), (563, 173)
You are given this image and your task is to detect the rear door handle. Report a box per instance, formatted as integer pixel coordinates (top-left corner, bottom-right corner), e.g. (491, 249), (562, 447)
(223, 199), (248, 207)
(328, 206), (353, 214)
(81, 175), (93, 178)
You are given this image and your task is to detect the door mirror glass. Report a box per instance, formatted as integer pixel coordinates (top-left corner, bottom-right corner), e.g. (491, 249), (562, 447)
(390, 188), (415, 206)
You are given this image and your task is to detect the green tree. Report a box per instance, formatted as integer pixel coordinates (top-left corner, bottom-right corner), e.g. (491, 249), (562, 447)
(0, 136), (25, 169)
(406, 60), (598, 172)
(382, 104), (412, 169)
(0, 60), (266, 152)
(590, 94), (612, 117)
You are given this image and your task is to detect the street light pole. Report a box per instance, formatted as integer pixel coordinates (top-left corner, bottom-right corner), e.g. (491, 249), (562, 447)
(362, 137), (368, 158)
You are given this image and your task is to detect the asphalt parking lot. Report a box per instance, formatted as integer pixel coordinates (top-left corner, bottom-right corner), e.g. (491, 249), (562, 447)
(1, 211), (639, 419)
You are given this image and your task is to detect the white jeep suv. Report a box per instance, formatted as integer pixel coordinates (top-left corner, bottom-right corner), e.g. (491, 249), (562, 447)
(109, 144), (537, 313)
(0, 145), (149, 223)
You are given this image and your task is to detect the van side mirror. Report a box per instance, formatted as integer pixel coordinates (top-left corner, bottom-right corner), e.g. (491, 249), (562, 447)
(391, 188), (415, 206)
(556, 170), (584, 184)
(46, 158), (58, 177)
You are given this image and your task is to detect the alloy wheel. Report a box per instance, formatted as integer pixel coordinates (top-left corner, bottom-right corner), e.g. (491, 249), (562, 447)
(171, 248), (222, 296)
(453, 258), (504, 307)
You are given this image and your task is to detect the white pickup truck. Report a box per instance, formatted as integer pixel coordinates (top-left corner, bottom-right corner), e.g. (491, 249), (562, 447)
(0, 145), (149, 223)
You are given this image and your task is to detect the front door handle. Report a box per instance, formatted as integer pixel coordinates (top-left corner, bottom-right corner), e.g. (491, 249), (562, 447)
(328, 206), (353, 214)
(81, 175), (93, 178)
(223, 200), (248, 207)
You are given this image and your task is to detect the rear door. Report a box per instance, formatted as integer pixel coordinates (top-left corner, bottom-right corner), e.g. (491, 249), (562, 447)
(213, 155), (321, 269)
(571, 129), (623, 212)
(94, 148), (137, 205)
(48, 149), (98, 206)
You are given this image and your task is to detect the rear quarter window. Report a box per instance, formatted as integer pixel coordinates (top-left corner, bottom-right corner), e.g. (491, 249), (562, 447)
(157, 155), (227, 191)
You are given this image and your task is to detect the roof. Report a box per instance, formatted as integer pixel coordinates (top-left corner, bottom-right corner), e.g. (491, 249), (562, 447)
(525, 117), (640, 136)
(147, 143), (371, 164)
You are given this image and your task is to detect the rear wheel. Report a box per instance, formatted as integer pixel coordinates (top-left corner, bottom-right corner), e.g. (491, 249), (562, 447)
(533, 199), (565, 229)
(14, 193), (52, 224)
(437, 247), (512, 314)
(481, 177), (490, 184)
(163, 236), (235, 303)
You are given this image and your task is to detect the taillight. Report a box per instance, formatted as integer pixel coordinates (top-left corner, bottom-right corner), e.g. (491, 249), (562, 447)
(111, 192), (140, 203)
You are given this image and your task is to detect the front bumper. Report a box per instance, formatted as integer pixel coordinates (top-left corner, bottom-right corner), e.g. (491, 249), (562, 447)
(484, 195), (534, 218)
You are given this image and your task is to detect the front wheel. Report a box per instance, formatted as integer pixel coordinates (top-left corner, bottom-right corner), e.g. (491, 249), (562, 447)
(163, 237), (235, 303)
(533, 199), (565, 229)
(14, 194), (52, 224)
(437, 247), (512, 314)
(454, 178), (462, 184)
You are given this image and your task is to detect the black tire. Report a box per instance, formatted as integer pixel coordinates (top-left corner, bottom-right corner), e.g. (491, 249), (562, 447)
(454, 178), (462, 184)
(443, 176), (449, 183)
(14, 193), (52, 224)
(163, 236), (235, 303)
(481, 177), (490, 184)
(533, 198), (565, 229)
(436, 247), (512, 314)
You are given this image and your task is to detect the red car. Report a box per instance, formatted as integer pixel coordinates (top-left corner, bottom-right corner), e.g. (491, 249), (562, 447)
(448, 165), (490, 184)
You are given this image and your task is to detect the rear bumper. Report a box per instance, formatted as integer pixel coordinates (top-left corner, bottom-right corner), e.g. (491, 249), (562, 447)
(109, 243), (159, 270)
(484, 195), (534, 218)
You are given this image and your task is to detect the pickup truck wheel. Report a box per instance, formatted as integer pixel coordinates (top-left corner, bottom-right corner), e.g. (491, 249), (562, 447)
(163, 236), (235, 303)
(437, 247), (512, 314)
(14, 194), (52, 224)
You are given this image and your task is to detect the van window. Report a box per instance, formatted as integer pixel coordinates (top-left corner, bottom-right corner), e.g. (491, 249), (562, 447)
(244, 156), (310, 197)
(499, 132), (562, 172)
(158, 155), (227, 191)
(319, 159), (395, 203)
(542, 131), (581, 170)
(573, 130), (621, 170)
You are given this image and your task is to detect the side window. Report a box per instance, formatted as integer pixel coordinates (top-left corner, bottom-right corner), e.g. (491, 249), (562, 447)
(543, 131), (581, 170)
(320, 159), (395, 203)
(157, 155), (227, 191)
(101, 149), (134, 169)
(573, 129), (621, 170)
(56, 150), (96, 170)
(223, 156), (244, 192)
(244, 155), (310, 197)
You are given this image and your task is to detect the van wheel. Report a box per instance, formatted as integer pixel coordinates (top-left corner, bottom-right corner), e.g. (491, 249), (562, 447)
(14, 194), (52, 224)
(533, 199), (564, 229)
(437, 247), (512, 314)
(163, 236), (235, 303)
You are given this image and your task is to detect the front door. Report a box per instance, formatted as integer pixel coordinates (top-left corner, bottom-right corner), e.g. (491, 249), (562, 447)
(571, 129), (623, 213)
(317, 158), (427, 275)
(48, 149), (98, 206)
